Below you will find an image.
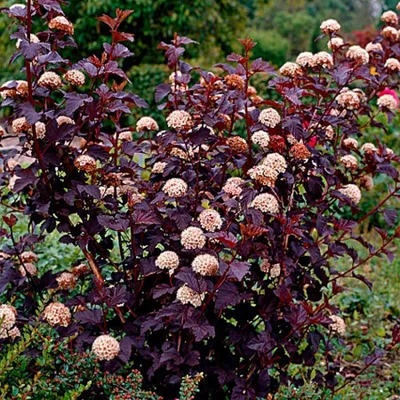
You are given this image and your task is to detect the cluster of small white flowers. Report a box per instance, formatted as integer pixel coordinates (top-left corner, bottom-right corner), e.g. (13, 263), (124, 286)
(262, 153), (287, 173)
(20, 251), (38, 263)
(28, 121), (46, 139)
(222, 177), (244, 197)
(385, 58), (400, 71)
(361, 143), (377, 154)
(340, 155), (358, 170)
(12, 117), (30, 134)
(260, 260), (281, 277)
(311, 52), (334, 69)
(198, 209), (223, 232)
(320, 19), (341, 34)
(343, 138), (359, 150)
(19, 262), (37, 277)
(119, 131), (132, 141)
(258, 108), (281, 128)
(42, 302), (71, 327)
(0, 326), (20, 340)
(166, 110), (193, 130)
(365, 42), (383, 53)
(360, 175), (374, 191)
(74, 155), (97, 173)
(328, 315), (346, 335)
(382, 26), (399, 41)
(162, 178), (188, 197)
(151, 161), (167, 174)
(48, 16), (74, 35)
(251, 131), (270, 150)
(328, 37), (344, 50)
(381, 10), (398, 25)
(337, 90), (360, 109)
(136, 116), (159, 131)
(346, 45), (369, 64)
(338, 184), (362, 204)
(171, 147), (190, 160)
(181, 227), (206, 250)
(192, 254), (219, 276)
(0, 305), (18, 340)
(248, 165), (278, 187)
(92, 335), (120, 361)
(378, 94), (398, 110)
(155, 251), (180, 271)
(250, 193), (280, 214)
(176, 285), (205, 308)
(296, 52), (314, 67)
(37, 71), (62, 89)
(64, 69), (85, 86)
(279, 62), (303, 77)
(56, 116), (75, 126)
(56, 272), (77, 290)
(0, 305), (16, 330)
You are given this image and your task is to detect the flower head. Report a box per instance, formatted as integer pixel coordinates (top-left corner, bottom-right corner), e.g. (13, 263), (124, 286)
(279, 62), (303, 77)
(251, 131), (270, 150)
(262, 153), (287, 173)
(192, 254), (219, 276)
(384, 58), (400, 71)
(177, 285), (205, 308)
(166, 110), (193, 130)
(248, 165), (278, 186)
(152, 161), (167, 174)
(155, 251), (180, 271)
(329, 315), (346, 335)
(378, 94), (398, 110)
(0, 305), (17, 330)
(37, 71), (62, 89)
(311, 52), (334, 69)
(49, 16), (74, 35)
(360, 175), (374, 191)
(74, 155), (97, 173)
(328, 37), (344, 50)
(250, 193), (279, 214)
(382, 26), (399, 40)
(320, 19), (341, 34)
(225, 74), (245, 90)
(340, 155), (358, 170)
(181, 227), (206, 250)
(42, 303), (71, 327)
(64, 69), (85, 86)
(338, 184), (362, 204)
(343, 138), (358, 150)
(258, 108), (281, 128)
(198, 209), (223, 232)
(20, 251), (38, 263)
(365, 42), (383, 53)
(381, 10), (398, 25)
(12, 117), (30, 134)
(296, 52), (314, 67)
(227, 136), (248, 153)
(290, 143), (311, 160)
(346, 46), (369, 64)
(92, 335), (120, 361)
(136, 116), (159, 132)
(162, 178), (188, 197)
(56, 272), (77, 290)
(337, 90), (360, 109)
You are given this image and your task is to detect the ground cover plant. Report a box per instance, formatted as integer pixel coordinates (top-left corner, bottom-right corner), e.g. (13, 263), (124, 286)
(0, 1), (400, 398)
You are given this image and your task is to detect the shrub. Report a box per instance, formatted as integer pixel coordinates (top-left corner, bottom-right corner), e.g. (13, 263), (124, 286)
(0, 1), (400, 399)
